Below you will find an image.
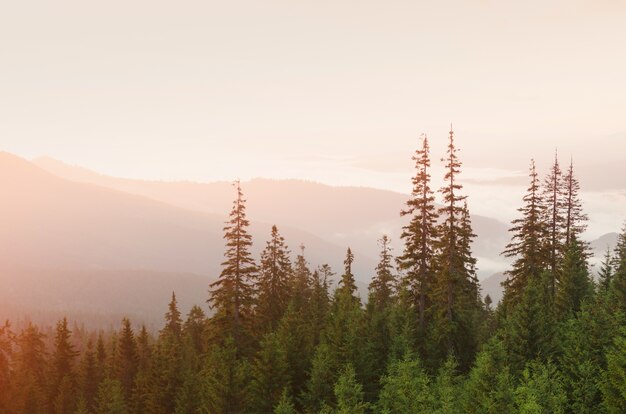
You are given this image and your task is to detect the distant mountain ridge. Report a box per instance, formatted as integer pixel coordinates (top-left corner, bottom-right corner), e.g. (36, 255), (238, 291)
(34, 156), (513, 277)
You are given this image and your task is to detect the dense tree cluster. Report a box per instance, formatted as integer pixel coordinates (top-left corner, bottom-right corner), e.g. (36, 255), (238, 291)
(0, 131), (625, 413)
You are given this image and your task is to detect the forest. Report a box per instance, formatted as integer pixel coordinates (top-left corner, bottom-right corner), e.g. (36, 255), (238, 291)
(1, 129), (625, 414)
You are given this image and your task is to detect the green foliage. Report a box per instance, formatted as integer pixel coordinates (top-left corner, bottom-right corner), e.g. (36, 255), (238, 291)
(513, 360), (567, 414)
(462, 339), (515, 414)
(333, 364), (369, 414)
(555, 238), (593, 318)
(376, 353), (434, 413)
(199, 336), (248, 414)
(274, 389), (297, 414)
(601, 328), (626, 413)
(96, 378), (127, 414)
(208, 180), (258, 352)
(256, 225), (293, 333)
(247, 332), (290, 413)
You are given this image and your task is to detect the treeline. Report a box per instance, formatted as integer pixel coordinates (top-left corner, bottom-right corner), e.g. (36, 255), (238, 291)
(1, 129), (626, 413)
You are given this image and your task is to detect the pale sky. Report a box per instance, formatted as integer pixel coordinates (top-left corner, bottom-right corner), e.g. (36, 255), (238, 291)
(1, 0), (625, 234)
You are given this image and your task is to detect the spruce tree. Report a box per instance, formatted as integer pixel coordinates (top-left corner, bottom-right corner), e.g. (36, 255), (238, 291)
(513, 361), (567, 414)
(337, 248), (358, 301)
(96, 378), (128, 414)
(562, 159), (588, 248)
(376, 353), (434, 413)
(504, 272), (556, 374)
(273, 389), (297, 414)
(368, 235), (396, 310)
(256, 225), (293, 333)
(597, 247), (614, 295)
(601, 328), (626, 413)
(431, 126), (479, 369)
(332, 364), (369, 414)
(163, 292), (182, 339)
(200, 337), (248, 414)
(246, 332), (290, 413)
(12, 322), (47, 414)
(0, 321), (12, 413)
(115, 318), (138, 402)
(208, 179), (258, 352)
(398, 134), (439, 334)
(79, 340), (100, 412)
(542, 152), (565, 295)
(363, 236), (396, 401)
(502, 159), (548, 306)
(49, 317), (79, 414)
(182, 305), (207, 356)
(610, 223), (626, 311)
(555, 237), (593, 318)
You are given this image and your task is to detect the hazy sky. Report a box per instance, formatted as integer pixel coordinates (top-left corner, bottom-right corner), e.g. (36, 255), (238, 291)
(1, 1), (625, 232)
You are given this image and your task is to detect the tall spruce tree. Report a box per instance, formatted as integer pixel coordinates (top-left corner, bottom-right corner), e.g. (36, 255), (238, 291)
(562, 159), (588, 248)
(115, 318), (138, 403)
(555, 237), (594, 318)
(542, 152), (565, 295)
(502, 159), (548, 306)
(368, 235), (396, 310)
(431, 126), (479, 368)
(597, 247), (614, 294)
(256, 225), (293, 333)
(610, 223), (626, 312)
(208, 179), (258, 352)
(398, 134), (439, 335)
(49, 317), (79, 414)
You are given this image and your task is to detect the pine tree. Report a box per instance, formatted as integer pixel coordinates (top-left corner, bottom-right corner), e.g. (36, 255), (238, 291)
(256, 225), (293, 333)
(601, 328), (626, 414)
(337, 248), (358, 301)
(49, 317), (79, 413)
(555, 237), (594, 318)
(162, 292), (182, 339)
(208, 179), (258, 352)
(562, 159), (588, 249)
(0, 321), (13, 413)
(504, 272), (556, 374)
(115, 318), (138, 402)
(333, 364), (369, 414)
(376, 353), (434, 413)
(12, 322), (47, 414)
(182, 305), (207, 356)
(199, 337), (248, 414)
(273, 389), (297, 414)
(502, 159), (548, 306)
(398, 134), (439, 334)
(597, 247), (614, 294)
(368, 235), (396, 310)
(246, 332), (290, 413)
(79, 340), (100, 412)
(363, 236), (396, 401)
(610, 223), (626, 311)
(542, 152), (565, 296)
(431, 126), (479, 369)
(290, 245), (312, 306)
(303, 342), (335, 412)
(513, 361), (567, 414)
(462, 339), (515, 414)
(96, 378), (128, 414)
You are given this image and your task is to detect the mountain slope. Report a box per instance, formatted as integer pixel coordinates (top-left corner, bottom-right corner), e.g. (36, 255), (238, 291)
(0, 152), (362, 324)
(34, 156), (512, 278)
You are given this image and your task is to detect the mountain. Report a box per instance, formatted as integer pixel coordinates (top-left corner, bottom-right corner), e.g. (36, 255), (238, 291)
(0, 152), (358, 325)
(34, 157), (512, 278)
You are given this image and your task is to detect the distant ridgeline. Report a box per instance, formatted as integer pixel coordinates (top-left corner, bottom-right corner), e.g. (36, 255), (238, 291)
(1, 129), (625, 413)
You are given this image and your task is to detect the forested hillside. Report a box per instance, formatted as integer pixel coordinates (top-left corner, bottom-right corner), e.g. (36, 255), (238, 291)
(1, 130), (625, 414)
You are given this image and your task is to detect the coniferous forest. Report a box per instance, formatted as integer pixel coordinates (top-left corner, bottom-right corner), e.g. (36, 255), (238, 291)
(2, 130), (626, 414)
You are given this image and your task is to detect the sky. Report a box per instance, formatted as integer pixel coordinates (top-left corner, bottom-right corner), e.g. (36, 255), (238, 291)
(1, 0), (625, 235)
